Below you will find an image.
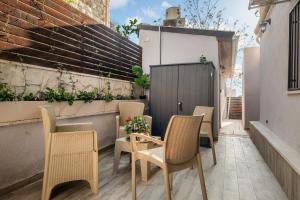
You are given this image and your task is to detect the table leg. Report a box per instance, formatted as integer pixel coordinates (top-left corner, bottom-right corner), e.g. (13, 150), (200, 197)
(141, 160), (150, 182)
(113, 143), (122, 175)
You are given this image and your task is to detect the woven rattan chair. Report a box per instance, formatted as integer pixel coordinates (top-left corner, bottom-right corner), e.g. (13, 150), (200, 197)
(130, 115), (208, 200)
(40, 106), (98, 200)
(113, 102), (152, 175)
(193, 106), (216, 165)
(116, 102), (151, 138)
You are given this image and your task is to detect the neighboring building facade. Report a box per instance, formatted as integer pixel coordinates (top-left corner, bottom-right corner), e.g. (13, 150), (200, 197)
(254, 0), (300, 152)
(139, 24), (238, 135)
(242, 47), (260, 129)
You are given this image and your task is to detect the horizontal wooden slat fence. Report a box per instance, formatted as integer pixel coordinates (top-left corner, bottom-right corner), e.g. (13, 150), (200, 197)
(0, 0), (142, 80)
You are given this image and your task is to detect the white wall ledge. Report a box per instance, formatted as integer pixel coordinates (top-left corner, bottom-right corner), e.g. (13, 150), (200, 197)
(287, 90), (300, 95)
(250, 121), (300, 175)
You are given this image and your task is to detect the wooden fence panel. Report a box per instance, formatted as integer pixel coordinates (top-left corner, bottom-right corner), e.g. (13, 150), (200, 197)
(0, 0), (142, 80)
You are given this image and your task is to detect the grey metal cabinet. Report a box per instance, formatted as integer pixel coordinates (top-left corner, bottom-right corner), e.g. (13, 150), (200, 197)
(150, 62), (215, 137)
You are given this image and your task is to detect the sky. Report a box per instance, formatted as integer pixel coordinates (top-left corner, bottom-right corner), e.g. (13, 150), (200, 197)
(110, 0), (259, 96)
(110, 0), (258, 38)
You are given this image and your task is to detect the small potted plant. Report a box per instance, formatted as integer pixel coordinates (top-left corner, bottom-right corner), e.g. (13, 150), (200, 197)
(132, 65), (150, 99)
(124, 116), (151, 141)
(199, 55), (208, 64)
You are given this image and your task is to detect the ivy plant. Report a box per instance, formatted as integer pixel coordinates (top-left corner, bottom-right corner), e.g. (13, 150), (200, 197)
(103, 93), (114, 103)
(23, 93), (37, 101)
(115, 94), (133, 100)
(44, 87), (75, 105)
(0, 83), (16, 101)
(77, 89), (98, 103)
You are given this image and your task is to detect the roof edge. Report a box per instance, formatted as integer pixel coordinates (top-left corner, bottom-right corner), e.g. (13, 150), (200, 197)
(140, 24), (235, 39)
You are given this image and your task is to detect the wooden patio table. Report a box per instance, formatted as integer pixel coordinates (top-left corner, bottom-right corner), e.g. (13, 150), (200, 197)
(113, 135), (161, 183)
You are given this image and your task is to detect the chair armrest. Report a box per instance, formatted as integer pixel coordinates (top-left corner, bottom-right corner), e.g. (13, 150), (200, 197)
(116, 115), (120, 138)
(143, 115), (152, 127)
(56, 123), (94, 132)
(130, 133), (164, 152)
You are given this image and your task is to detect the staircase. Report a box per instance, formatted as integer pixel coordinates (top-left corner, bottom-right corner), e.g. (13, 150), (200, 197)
(226, 97), (242, 119)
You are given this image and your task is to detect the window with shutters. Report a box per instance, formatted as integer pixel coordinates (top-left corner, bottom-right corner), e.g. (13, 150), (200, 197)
(289, 1), (300, 90)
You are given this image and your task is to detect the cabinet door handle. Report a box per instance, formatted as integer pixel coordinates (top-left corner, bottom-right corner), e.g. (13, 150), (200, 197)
(178, 101), (183, 111)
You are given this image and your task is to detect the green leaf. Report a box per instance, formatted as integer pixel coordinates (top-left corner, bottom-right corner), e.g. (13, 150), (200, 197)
(132, 65), (143, 77)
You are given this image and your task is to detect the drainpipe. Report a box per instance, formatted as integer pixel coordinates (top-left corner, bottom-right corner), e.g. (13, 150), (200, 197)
(159, 26), (162, 65)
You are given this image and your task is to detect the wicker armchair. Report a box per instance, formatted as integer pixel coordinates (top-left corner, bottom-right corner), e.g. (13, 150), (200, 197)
(116, 102), (151, 138)
(131, 115), (208, 200)
(40, 106), (98, 200)
(193, 106), (216, 165)
(113, 102), (152, 175)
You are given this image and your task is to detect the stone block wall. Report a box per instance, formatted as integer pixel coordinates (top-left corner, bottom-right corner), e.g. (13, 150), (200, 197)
(0, 59), (132, 97)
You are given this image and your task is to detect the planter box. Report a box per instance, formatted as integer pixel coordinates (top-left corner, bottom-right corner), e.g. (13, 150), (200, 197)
(0, 100), (140, 126)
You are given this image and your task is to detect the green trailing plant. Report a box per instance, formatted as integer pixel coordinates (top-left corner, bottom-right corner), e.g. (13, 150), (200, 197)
(68, 73), (78, 94)
(115, 18), (141, 38)
(115, 94), (133, 100)
(124, 116), (151, 135)
(103, 93), (114, 103)
(23, 93), (37, 101)
(44, 87), (75, 105)
(0, 83), (16, 101)
(77, 89), (98, 103)
(102, 73), (114, 103)
(132, 65), (150, 99)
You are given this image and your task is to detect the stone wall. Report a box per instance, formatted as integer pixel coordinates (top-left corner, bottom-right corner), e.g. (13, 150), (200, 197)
(67, 0), (110, 26)
(0, 59), (132, 97)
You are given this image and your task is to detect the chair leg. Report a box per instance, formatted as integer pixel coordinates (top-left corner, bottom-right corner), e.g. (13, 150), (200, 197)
(209, 136), (217, 165)
(163, 167), (172, 200)
(113, 144), (122, 175)
(90, 151), (99, 194)
(42, 166), (52, 200)
(132, 154), (137, 200)
(43, 188), (52, 200)
(141, 160), (150, 182)
(169, 173), (173, 190)
(88, 179), (98, 194)
(42, 180), (52, 200)
(196, 154), (208, 200)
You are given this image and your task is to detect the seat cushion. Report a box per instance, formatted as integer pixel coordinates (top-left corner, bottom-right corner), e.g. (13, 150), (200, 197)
(138, 147), (163, 163)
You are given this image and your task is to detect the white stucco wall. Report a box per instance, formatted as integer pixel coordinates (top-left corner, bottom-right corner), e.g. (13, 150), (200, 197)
(242, 47), (260, 129)
(139, 30), (220, 74)
(259, 1), (300, 152)
(139, 29), (221, 133)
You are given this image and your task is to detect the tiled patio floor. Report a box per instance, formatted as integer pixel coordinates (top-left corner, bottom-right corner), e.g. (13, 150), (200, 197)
(220, 120), (249, 136)
(1, 121), (287, 200)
